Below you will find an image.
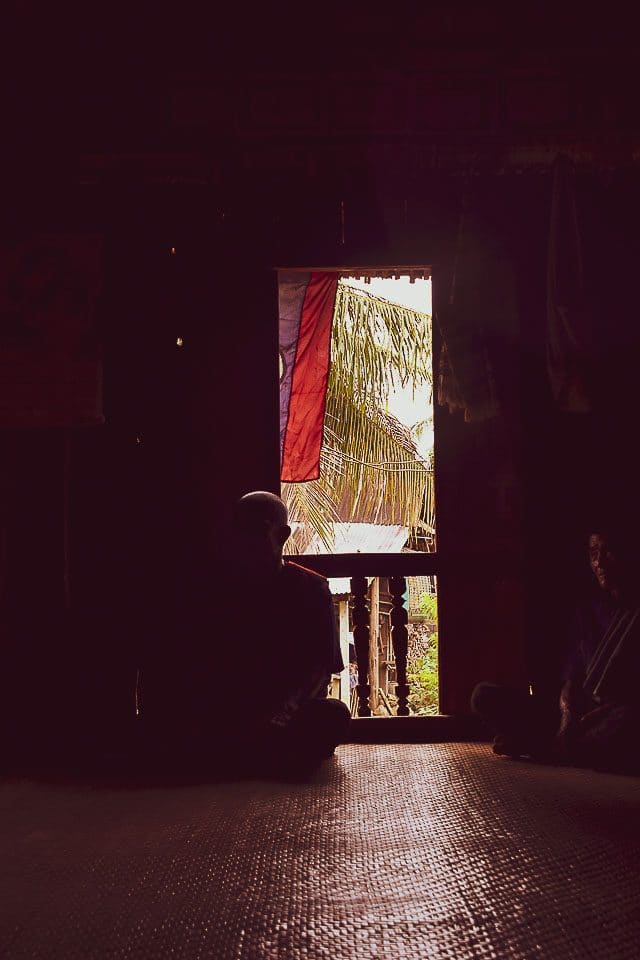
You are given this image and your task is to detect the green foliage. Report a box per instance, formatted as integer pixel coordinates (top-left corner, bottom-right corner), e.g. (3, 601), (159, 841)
(408, 594), (438, 715)
(407, 634), (439, 716)
(418, 592), (438, 622)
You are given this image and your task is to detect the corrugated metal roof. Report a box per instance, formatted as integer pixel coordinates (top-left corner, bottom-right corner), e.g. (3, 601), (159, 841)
(328, 577), (355, 596)
(299, 522), (409, 556)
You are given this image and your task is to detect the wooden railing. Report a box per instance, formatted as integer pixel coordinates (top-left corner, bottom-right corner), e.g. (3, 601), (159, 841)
(286, 552), (438, 718)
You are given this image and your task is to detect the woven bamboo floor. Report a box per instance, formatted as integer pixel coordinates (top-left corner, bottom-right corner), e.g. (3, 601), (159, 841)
(2, 742), (640, 959)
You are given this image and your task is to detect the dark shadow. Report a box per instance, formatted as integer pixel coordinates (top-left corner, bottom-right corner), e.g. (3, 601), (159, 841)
(1, 751), (350, 791)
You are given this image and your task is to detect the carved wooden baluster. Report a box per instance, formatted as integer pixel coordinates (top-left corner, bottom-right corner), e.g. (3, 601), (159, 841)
(389, 575), (410, 716)
(350, 575), (371, 717)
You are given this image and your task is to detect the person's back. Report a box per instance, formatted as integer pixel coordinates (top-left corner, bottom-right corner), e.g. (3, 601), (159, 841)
(231, 558), (342, 719)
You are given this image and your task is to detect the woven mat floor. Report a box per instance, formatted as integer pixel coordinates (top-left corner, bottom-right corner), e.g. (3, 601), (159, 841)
(2, 742), (640, 960)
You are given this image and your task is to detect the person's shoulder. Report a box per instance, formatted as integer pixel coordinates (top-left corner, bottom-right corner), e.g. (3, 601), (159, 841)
(284, 560), (329, 584)
(283, 560), (332, 598)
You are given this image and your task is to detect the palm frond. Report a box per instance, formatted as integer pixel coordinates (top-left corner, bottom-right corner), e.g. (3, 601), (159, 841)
(324, 391), (433, 531)
(332, 282), (432, 407)
(281, 459), (341, 553)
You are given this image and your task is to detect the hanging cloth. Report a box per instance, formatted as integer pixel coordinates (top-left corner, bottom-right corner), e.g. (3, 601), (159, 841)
(436, 183), (502, 422)
(279, 271), (338, 482)
(546, 155), (594, 412)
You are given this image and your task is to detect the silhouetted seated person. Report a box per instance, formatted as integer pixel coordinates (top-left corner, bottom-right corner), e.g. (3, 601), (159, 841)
(472, 520), (640, 774)
(137, 491), (349, 775)
(203, 491), (350, 776)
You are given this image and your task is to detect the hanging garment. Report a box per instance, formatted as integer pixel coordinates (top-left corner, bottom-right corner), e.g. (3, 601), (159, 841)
(278, 271), (338, 482)
(546, 155), (595, 412)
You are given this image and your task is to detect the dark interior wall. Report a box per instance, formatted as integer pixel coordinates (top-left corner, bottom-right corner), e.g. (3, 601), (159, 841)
(0, 183), (286, 751)
(4, 13), (640, 745)
(433, 174), (544, 713)
(434, 169), (640, 712)
(5, 166), (637, 734)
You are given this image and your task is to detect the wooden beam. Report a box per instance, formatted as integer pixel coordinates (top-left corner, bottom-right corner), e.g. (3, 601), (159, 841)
(274, 265), (432, 278)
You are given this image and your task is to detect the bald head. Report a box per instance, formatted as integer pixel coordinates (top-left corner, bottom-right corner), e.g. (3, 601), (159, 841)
(234, 491), (289, 527)
(233, 491), (290, 575)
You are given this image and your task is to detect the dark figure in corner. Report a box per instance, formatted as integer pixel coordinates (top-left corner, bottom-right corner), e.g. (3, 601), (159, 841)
(472, 517), (640, 774)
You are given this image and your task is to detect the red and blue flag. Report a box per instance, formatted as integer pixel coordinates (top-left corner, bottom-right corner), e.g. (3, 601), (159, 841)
(279, 271), (338, 482)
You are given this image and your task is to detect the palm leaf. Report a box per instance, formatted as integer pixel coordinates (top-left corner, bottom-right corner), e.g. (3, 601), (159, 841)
(324, 392), (432, 531)
(282, 469), (341, 553)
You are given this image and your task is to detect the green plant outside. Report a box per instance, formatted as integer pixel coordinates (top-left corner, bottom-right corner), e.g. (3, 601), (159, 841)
(418, 591), (438, 622)
(408, 591), (439, 715)
(407, 636), (439, 715)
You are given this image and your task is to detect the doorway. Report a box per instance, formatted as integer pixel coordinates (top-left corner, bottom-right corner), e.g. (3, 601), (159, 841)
(278, 267), (438, 717)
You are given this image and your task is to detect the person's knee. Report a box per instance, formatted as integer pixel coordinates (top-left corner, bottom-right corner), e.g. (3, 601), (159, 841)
(295, 697), (351, 747)
(578, 705), (640, 772)
(326, 698), (351, 738)
(304, 697), (350, 729)
(325, 697), (351, 719)
(470, 682), (499, 718)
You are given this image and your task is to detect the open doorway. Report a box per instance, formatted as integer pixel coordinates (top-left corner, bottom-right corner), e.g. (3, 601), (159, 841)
(278, 268), (438, 717)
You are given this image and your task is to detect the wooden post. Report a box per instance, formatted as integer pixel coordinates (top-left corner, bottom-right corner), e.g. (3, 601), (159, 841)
(369, 577), (380, 714)
(350, 575), (371, 716)
(62, 429), (71, 610)
(390, 575), (410, 716)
